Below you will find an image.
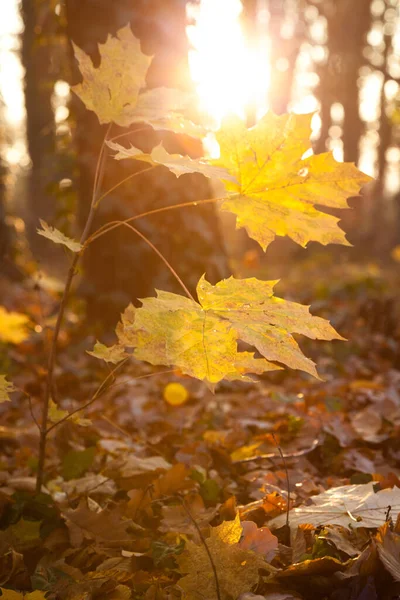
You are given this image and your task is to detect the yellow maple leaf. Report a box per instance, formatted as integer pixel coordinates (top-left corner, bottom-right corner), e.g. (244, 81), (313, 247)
(72, 25), (200, 136)
(177, 514), (272, 600)
(114, 275), (342, 387)
(0, 306), (30, 344)
(211, 112), (372, 250)
(72, 25), (151, 127)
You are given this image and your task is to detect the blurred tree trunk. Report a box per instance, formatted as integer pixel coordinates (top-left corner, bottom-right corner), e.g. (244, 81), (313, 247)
(66, 0), (229, 325)
(21, 0), (59, 259)
(315, 0), (371, 163)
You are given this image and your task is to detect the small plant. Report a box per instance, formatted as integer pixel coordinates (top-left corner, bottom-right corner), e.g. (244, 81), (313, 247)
(0, 25), (371, 493)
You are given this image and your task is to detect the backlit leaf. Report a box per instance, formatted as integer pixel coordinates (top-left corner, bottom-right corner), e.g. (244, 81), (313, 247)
(0, 375), (16, 403)
(72, 25), (151, 127)
(107, 141), (235, 181)
(130, 87), (205, 138)
(72, 26), (202, 137)
(211, 112), (372, 250)
(115, 275), (341, 387)
(87, 341), (127, 364)
(37, 220), (82, 253)
(0, 306), (30, 344)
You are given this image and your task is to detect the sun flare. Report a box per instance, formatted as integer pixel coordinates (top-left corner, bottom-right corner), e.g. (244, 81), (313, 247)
(186, 0), (270, 128)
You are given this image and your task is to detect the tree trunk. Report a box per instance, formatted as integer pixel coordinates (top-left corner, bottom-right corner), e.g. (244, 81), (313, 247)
(66, 0), (229, 325)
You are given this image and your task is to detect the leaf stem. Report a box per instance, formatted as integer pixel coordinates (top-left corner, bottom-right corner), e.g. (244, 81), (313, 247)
(86, 195), (232, 247)
(119, 222), (194, 301)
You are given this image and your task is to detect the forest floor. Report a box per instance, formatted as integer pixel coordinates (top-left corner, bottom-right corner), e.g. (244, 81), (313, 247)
(1, 254), (400, 600)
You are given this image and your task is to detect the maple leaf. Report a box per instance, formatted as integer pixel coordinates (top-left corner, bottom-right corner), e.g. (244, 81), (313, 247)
(107, 141), (235, 181)
(72, 25), (151, 127)
(270, 483), (400, 530)
(211, 112), (372, 250)
(129, 87), (206, 138)
(63, 498), (137, 548)
(177, 514), (273, 600)
(87, 341), (127, 364)
(0, 307), (30, 344)
(37, 220), (82, 253)
(115, 275), (342, 387)
(0, 375), (16, 403)
(72, 25), (200, 136)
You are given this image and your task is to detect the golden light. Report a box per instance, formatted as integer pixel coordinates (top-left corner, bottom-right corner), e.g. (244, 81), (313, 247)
(186, 0), (270, 128)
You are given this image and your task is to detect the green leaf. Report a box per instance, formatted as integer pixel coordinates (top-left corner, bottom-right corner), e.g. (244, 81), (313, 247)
(115, 275), (342, 387)
(0, 306), (30, 344)
(107, 141), (235, 181)
(87, 341), (127, 364)
(62, 447), (96, 481)
(0, 375), (16, 403)
(212, 112), (373, 250)
(37, 220), (82, 253)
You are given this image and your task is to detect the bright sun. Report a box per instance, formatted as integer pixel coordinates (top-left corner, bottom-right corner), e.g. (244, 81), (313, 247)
(186, 0), (270, 128)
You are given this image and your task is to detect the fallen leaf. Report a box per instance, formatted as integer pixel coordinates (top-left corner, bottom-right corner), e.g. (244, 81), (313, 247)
(376, 522), (400, 582)
(270, 483), (400, 530)
(177, 514), (273, 600)
(239, 521), (278, 562)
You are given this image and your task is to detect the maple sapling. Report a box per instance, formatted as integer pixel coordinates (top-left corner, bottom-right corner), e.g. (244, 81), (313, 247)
(0, 25), (372, 495)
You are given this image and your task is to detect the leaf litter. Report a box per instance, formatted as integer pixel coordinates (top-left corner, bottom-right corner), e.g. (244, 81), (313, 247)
(3, 262), (400, 599)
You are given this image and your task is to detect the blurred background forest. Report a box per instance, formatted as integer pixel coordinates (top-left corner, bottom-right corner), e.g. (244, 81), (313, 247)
(0, 0), (399, 323)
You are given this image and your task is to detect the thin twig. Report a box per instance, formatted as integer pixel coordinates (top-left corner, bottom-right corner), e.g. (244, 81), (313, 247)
(95, 166), (156, 206)
(87, 195), (230, 246)
(120, 222), (194, 301)
(35, 124), (112, 493)
(180, 497), (222, 600)
(271, 433), (291, 529)
(45, 366), (174, 434)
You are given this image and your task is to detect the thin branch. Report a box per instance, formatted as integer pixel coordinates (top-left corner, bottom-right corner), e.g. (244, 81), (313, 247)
(86, 194), (231, 247)
(45, 358), (127, 434)
(180, 497), (222, 600)
(94, 166), (156, 206)
(45, 366), (174, 434)
(35, 124), (112, 494)
(119, 222), (194, 301)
